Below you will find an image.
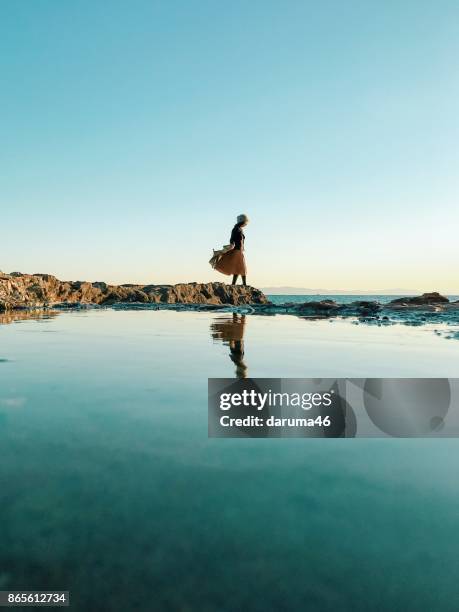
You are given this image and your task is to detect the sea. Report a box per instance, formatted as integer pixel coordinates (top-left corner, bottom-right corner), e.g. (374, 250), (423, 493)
(267, 293), (459, 305)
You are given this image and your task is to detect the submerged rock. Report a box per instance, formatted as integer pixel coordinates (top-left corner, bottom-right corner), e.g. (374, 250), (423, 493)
(0, 272), (269, 310)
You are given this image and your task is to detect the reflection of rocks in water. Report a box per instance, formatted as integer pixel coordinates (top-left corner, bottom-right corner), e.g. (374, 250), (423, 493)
(0, 310), (60, 326)
(210, 314), (248, 378)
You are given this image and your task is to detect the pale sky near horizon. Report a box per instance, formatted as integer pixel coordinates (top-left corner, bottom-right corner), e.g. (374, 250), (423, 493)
(1, 1), (458, 291)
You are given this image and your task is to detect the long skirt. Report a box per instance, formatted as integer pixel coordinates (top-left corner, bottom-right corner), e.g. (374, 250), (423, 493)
(215, 249), (247, 276)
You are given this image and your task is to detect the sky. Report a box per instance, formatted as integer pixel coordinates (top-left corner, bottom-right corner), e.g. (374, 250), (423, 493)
(1, 0), (458, 291)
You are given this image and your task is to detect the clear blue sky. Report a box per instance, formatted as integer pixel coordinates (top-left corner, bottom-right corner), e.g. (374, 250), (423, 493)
(1, 0), (458, 290)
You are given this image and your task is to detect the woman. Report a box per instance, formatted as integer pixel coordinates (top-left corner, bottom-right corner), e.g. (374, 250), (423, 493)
(215, 214), (249, 286)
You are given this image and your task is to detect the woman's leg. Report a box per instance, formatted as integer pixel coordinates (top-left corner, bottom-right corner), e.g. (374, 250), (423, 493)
(242, 275), (247, 286)
(232, 274), (238, 285)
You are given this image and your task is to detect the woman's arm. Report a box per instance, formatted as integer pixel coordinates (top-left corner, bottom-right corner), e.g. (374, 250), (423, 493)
(230, 226), (238, 247)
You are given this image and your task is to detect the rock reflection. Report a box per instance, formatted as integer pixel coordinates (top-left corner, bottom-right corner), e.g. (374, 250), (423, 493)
(0, 309), (61, 326)
(210, 314), (248, 378)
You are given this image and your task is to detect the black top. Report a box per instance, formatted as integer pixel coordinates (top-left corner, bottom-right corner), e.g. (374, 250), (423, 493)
(230, 224), (245, 250)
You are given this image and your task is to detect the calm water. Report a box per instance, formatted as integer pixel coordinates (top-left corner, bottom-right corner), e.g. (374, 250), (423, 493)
(1, 309), (459, 611)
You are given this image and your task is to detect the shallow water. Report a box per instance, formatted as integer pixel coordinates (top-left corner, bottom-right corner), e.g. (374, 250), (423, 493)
(0, 310), (459, 611)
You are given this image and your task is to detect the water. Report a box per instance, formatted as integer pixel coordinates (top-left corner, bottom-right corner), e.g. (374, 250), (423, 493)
(267, 294), (459, 305)
(1, 309), (459, 611)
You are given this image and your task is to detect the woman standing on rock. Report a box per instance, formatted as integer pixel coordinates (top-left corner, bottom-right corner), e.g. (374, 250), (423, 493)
(214, 214), (249, 286)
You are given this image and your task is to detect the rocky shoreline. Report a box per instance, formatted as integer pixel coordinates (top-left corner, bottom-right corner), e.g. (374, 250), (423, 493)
(0, 272), (268, 310)
(1, 273), (458, 330)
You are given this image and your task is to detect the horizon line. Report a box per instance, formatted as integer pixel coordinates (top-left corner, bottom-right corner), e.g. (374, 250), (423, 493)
(261, 287), (458, 295)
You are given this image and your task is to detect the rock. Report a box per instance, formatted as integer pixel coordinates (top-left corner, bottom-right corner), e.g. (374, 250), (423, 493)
(389, 292), (449, 305)
(293, 299), (381, 318)
(348, 300), (380, 310)
(344, 301), (381, 316)
(295, 300), (342, 317)
(298, 300), (340, 311)
(0, 273), (269, 310)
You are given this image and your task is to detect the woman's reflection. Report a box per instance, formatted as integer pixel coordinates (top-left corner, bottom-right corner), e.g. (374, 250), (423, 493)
(210, 314), (248, 378)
